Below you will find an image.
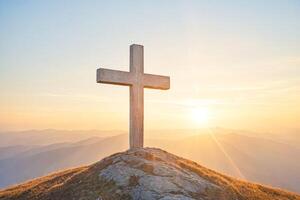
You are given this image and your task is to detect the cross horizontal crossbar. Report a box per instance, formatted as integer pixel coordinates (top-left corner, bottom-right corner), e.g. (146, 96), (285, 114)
(97, 68), (170, 90)
(97, 68), (133, 86)
(143, 74), (170, 90)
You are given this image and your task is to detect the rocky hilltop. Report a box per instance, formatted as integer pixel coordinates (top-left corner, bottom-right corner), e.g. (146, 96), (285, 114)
(0, 148), (299, 200)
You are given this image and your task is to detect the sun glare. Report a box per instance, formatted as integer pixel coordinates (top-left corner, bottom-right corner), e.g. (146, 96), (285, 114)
(191, 107), (210, 126)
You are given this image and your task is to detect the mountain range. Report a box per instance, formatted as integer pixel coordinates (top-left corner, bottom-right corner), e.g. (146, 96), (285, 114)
(0, 129), (299, 193)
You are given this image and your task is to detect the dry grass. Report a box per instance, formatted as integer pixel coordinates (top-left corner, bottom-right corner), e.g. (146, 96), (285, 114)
(0, 167), (88, 200)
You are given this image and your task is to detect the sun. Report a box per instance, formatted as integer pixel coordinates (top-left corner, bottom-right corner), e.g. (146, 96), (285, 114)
(191, 107), (210, 126)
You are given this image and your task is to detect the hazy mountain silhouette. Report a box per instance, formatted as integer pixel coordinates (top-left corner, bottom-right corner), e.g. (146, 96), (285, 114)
(152, 132), (300, 193)
(0, 134), (128, 188)
(0, 129), (122, 147)
(0, 129), (299, 193)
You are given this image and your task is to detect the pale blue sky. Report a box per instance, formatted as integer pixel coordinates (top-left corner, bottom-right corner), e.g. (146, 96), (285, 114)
(0, 0), (300, 131)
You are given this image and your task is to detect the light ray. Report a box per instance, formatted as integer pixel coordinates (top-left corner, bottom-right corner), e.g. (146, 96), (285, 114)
(208, 129), (245, 179)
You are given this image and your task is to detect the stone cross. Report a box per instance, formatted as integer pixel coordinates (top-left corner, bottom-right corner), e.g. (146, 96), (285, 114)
(97, 44), (170, 149)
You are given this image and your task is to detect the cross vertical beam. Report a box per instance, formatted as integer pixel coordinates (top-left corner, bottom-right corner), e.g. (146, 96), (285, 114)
(130, 44), (144, 148)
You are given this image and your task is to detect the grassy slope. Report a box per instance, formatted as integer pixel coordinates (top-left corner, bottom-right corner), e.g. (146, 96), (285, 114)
(0, 148), (299, 200)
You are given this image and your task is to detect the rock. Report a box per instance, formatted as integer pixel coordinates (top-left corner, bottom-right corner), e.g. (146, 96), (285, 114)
(97, 148), (220, 199)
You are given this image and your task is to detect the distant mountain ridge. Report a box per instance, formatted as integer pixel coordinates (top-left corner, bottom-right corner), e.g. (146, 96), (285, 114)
(0, 129), (123, 147)
(0, 129), (299, 193)
(0, 148), (299, 200)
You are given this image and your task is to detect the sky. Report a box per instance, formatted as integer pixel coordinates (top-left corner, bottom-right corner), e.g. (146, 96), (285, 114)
(0, 0), (300, 132)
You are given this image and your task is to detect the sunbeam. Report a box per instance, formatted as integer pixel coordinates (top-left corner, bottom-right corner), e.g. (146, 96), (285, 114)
(208, 129), (245, 179)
